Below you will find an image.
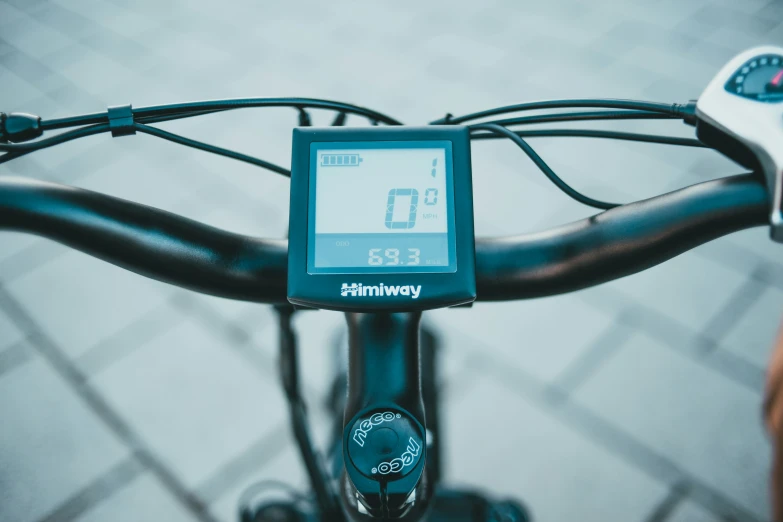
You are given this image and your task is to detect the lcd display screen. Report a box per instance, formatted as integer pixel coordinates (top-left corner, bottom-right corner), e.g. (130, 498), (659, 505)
(308, 141), (457, 274)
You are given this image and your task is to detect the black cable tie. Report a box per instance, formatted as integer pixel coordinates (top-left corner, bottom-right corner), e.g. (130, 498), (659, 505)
(107, 104), (136, 137)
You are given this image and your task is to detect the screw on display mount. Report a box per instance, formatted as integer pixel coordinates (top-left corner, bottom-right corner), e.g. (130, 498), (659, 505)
(343, 406), (426, 519)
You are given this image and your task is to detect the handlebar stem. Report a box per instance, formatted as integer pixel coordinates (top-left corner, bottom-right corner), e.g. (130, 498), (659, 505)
(344, 313), (425, 425)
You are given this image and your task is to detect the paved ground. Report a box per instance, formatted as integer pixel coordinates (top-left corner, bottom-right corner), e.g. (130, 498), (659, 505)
(1, 0), (782, 520)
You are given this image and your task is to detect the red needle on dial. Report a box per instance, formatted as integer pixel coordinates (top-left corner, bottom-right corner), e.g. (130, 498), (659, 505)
(772, 69), (783, 86)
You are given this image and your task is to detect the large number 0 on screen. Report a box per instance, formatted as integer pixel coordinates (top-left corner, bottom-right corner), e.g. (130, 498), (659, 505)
(383, 187), (439, 231)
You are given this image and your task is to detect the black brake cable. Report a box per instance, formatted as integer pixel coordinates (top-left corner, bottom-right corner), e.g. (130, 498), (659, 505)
(0, 98), (702, 184)
(432, 98), (696, 125)
(470, 128), (707, 147)
(471, 122), (620, 210)
(133, 123), (291, 176)
(0, 123), (111, 165)
(1, 97), (395, 173)
(134, 98), (401, 125)
(475, 109), (677, 128)
(1, 121), (704, 173)
(137, 108), (230, 125)
(40, 97), (403, 131)
(27, 107), (231, 130)
(0, 121), (292, 176)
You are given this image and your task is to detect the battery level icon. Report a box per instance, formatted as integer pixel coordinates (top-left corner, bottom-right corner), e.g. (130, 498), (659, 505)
(321, 154), (363, 167)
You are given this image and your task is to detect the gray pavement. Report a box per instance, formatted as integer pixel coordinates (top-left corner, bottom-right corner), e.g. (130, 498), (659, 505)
(0, 0), (782, 520)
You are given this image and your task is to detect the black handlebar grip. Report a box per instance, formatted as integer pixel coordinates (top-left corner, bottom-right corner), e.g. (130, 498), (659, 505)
(475, 173), (768, 300)
(0, 176), (288, 303)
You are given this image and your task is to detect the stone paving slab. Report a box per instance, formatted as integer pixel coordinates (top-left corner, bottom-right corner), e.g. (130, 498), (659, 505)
(574, 331), (770, 519)
(443, 372), (670, 521)
(0, 355), (130, 522)
(4, 250), (173, 360)
(89, 315), (288, 491)
(74, 472), (198, 522)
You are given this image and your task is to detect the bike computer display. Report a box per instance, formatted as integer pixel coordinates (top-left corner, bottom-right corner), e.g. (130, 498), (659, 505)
(288, 126), (476, 312)
(696, 45), (783, 242)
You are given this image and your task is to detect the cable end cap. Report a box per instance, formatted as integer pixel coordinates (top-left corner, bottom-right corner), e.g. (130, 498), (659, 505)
(1, 112), (43, 143)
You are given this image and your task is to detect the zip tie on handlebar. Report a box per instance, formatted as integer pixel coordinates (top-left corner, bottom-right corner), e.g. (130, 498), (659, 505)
(107, 104), (136, 137)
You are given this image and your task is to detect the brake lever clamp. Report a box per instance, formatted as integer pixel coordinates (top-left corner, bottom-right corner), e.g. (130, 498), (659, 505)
(695, 45), (783, 241)
(342, 406), (427, 519)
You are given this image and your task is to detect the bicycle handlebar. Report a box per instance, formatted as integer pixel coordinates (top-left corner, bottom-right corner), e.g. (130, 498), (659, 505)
(476, 173), (768, 299)
(0, 174), (768, 304)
